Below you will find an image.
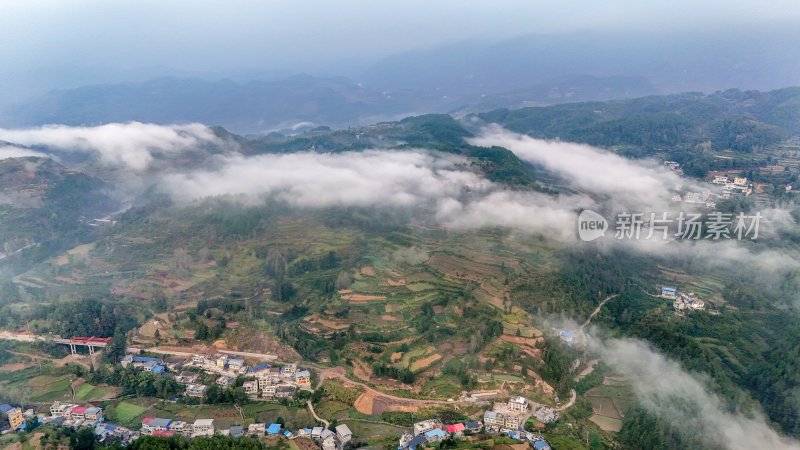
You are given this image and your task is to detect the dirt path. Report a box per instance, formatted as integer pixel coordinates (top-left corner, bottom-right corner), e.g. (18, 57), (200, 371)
(579, 294), (619, 332)
(307, 400), (329, 428)
(558, 389), (577, 412)
(575, 359), (600, 382)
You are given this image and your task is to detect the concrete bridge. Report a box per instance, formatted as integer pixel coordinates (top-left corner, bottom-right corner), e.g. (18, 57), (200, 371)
(52, 336), (110, 355)
(0, 331), (109, 355)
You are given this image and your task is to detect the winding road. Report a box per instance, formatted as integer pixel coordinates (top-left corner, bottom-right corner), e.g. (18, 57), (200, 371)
(307, 400), (330, 428)
(579, 294), (619, 333)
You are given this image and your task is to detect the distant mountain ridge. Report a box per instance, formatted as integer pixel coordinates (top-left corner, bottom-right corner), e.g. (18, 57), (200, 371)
(1, 73), (661, 134)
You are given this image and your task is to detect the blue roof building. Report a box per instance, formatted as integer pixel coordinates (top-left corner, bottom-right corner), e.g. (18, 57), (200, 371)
(406, 435), (428, 450)
(0, 404), (13, 414)
(267, 423), (281, 435)
(533, 440), (552, 450)
(424, 428), (446, 440)
(132, 356), (160, 364)
(284, 431), (293, 438)
(151, 365), (165, 374)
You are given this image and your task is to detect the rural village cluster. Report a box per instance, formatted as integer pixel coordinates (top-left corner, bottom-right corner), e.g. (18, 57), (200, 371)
(1, 348), (555, 450)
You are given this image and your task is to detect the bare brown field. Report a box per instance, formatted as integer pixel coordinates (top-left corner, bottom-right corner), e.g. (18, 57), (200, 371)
(589, 415), (623, 432)
(410, 353), (442, 372)
(353, 360), (372, 382)
(354, 391), (419, 415)
(427, 253), (504, 281)
(342, 293), (387, 302)
(588, 397), (622, 419)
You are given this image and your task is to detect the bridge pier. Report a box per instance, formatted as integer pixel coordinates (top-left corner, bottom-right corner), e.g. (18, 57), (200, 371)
(88, 345), (95, 355)
(69, 343), (76, 355)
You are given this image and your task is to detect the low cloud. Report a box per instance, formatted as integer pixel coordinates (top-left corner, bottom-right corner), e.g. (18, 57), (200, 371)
(0, 122), (219, 171)
(593, 337), (800, 450)
(163, 150), (490, 207)
(469, 124), (709, 212)
(0, 144), (48, 160)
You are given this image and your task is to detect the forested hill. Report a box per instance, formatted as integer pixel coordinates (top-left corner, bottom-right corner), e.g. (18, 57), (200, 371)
(477, 87), (800, 155)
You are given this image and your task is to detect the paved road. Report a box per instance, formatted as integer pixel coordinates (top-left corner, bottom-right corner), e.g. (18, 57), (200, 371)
(127, 346), (277, 361)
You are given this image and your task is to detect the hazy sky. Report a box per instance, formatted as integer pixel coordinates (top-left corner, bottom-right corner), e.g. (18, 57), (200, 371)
(4, 0), (800, 75)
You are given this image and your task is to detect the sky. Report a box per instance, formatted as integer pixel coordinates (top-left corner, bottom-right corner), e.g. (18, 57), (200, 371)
(3, 0), (800, 81)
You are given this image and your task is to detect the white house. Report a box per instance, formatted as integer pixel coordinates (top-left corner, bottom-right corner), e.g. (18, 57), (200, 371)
(192, 419), (215, 437)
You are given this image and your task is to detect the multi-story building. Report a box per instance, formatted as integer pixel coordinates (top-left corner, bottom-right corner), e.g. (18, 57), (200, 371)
(216, 375), (234, 387)
(507, 396), (528, 412)
(84, 407), (104, 423)
(50, 402), (77, 418)
(7, 407), (24, 430)
(141, 417), (173, 435)
(185, 384), (208, 398)
(192, 419), (214, 437)
(281, 363), (297, 377)
(243, 380), (259, 396)
(336, 424), (352, 444)
(261, 385), (277, 399)
(275, 385), (296, 398)
(413, 419), (440, 436)
(295, 370), (311, 385)
(168, 420), (193, 435)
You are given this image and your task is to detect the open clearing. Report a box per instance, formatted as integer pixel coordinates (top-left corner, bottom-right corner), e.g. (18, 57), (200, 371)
(410, 353), (442, 372)
(589, 414), (623, 432)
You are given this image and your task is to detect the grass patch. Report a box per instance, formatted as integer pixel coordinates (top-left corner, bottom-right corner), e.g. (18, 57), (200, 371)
(109, 400), (148, 426)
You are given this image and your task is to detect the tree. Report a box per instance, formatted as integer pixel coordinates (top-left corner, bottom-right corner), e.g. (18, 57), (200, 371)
(104, 329), (127, 364)
(69, 428), (96, 450)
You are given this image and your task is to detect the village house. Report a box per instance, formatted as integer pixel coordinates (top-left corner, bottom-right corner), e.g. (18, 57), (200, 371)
(444, 423), (466, 435)
(413, 419), (440, 436)
(216, 375), (234, 387)
(531, 405), (559, 424)
(321, 435), (337, 450)
(281, 363), (297, 377)
(660, 286), (677, 299)
(175, 371), (200, 384)
(335, 424), (352, 444)
(424, 428), (447, 443)
(185, 384), (208, 398)
(295, 370), (311, 386)
(192, 418), (215, 437)
(243, 380), (259, 397)
(5, 406), (24, 430)
(168, 420), (192, 435)
(247, 363), (271, 376)
(507, 396), (528, 412)
(84, 407), (104, 423)
(141, 417), (172, 435)
(50, 402), (77, 418)
(275, 385), (297, 398)
(227, 357), (245, 372)
(247, 423), (266, 435)
(674, 292), (705, 311)
(261, 385), (278, 399)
